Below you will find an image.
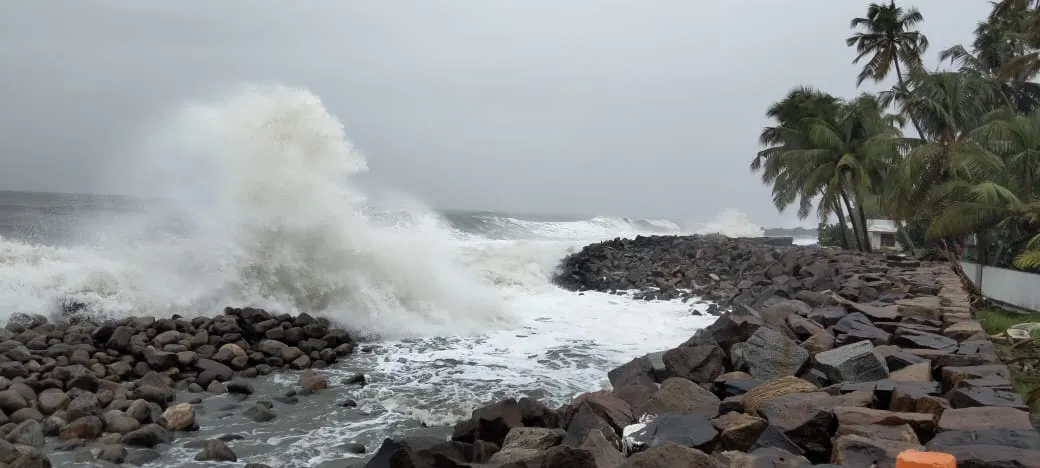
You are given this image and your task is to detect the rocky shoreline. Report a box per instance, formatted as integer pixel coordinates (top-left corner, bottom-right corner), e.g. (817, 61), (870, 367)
(0, 306), (359, 467)
(0, 234), (1033, 467)
(369, 235), (1037, 467)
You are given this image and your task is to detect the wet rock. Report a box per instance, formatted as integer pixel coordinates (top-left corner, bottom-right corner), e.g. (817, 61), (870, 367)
(662, 344), (725, 383)
(459, 398), (522, 446)
(832, 313), (891, 346)
(126, 448), (160, 465)
(6, 420), (44, 447)
(711, 411), (767, 451)
(617, 442), (719, 467)
(98, 443), (127, 464)
(712, 374), (763, 398)
(59, 416), (103, 440)
(641, 378), (720, 418)
(812, 340), (889, 384)
(298, 370), (328, 392)
(343, 373), (366, 386)
(578, 428), (623, 467)
(565, 391), (634, 435)
(756, 392), (834, 459)
(102, 411), (141, 435)
(501, 427), (564, 450)
(226, 380), (254, 395)
(892, 329), (958, 352)
(120, 423), (171, 448)
(742, 328), (808, 380)
(160, 403), (196, 431)
(626, 411), (719, 454)
(562, 402), (619, 448)
(519, 397), (560, 428)
(195, 439), (238, 462)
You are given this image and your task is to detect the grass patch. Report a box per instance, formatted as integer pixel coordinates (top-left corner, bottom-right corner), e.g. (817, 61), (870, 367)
(976, 306), (1040, 412)
(977, 306), (1037, 334)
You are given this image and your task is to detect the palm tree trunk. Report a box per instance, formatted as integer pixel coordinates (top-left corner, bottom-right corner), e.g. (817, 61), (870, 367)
(895, 220), (916, 253)
(843, 171), (872, 252)
(893, 60), (927, 140)
(841, 193), (865, 251)
(857, 200), (873, 253)
(835, 206), (852, 250)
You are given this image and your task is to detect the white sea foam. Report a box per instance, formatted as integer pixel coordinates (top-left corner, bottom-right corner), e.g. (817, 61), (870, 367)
(0, 85), (776, 467)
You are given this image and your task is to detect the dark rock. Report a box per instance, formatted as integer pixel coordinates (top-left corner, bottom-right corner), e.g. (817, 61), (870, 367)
(120, 423), (170, 448)
(831, 434), (923, 467)
(711, 411), (767, 451)
(937, 406), (1033, 432)
(892, 330), (958, 352)
(616, 442), (717, 467)
(243, 403), (276, 422)
(565, 392), (634, 435)
(949, 385), (1029, 410)
(227, 381), (254, 395)
(812, 340), (889, 384)
(756, 392), (834, 460)
(344, 373), (366, 386)
(832, 313), (891, 346)
(662, 344), (725, 383)
(741, 328), (808, 380)
(195, 439), (238, 462)
(641, 377), (720, 418)
(562, 402), (618, 448)
(808, 307), (847, 327)
(626, 411), (718, 454)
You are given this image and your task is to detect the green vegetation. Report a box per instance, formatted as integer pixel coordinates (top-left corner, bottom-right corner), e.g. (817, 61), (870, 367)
(977, 306), (1040, 410)
(751, 0), (1040, 272)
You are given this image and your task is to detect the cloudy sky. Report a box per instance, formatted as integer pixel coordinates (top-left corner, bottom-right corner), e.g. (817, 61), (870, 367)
(0, 1), (993, 227)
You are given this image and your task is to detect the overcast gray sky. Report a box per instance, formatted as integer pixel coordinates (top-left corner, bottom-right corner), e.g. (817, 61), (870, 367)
(0, 1), (993, 227)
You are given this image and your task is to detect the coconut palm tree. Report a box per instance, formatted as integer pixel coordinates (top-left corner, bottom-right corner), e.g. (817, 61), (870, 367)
(754, 91), (903, 252)
(752, 87), (854, 247)
(847, 1), (929, 137)
(782, 94), (903, 252)
(941, 1), (1040, 113)
(881, 70), (1003, 222)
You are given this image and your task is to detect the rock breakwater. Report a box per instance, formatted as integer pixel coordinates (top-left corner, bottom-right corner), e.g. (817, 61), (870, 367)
(0, 306), (355, 466)
(370, 236), (1035, 467)
(552, 234), (915, 306)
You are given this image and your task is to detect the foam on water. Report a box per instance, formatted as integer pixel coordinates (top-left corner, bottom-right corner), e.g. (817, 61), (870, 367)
(247, 288), (718, 467)
(2, 85), (513, 339)
(0, 85), (776, 466)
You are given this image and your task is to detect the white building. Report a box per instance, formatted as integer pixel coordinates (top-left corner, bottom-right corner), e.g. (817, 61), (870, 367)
(866, 219), (902, 251)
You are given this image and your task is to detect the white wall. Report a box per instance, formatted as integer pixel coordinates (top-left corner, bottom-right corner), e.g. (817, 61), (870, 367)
(961, 261), (1040, 312)
(867, 231), (903, 251)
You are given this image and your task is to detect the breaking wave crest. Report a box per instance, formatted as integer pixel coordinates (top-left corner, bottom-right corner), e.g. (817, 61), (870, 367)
(0, 84), (771, 340)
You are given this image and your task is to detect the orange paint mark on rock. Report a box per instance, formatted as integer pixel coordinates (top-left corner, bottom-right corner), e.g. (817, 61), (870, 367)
(897, 449), (956, 468)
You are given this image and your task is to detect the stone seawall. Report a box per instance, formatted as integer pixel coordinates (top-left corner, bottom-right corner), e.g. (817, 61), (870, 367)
(368, 236), (1038, 467)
